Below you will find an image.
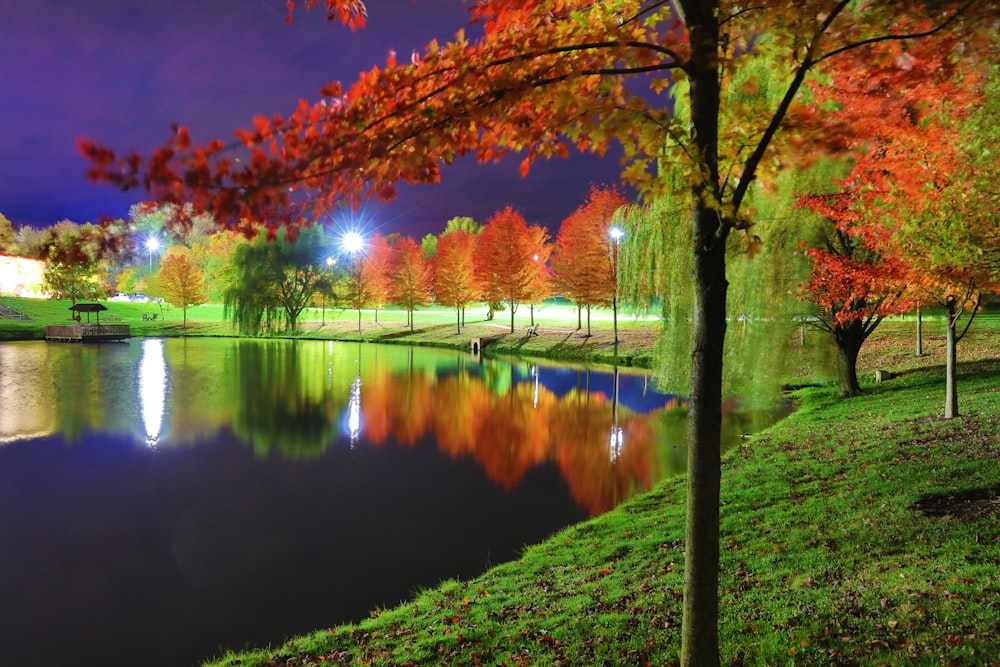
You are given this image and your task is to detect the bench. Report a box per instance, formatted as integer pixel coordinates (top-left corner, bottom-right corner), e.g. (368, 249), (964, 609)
(525, 324), (539, 337)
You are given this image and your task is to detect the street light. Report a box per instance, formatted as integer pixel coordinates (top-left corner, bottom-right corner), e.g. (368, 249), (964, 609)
(608, 226), (624, 348)
(341, 231), (364, 255)
(145, 237), (160, 273)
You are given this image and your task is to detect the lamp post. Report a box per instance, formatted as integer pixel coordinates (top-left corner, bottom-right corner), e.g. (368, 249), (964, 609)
(608, 226), (624, 347)
(342, 232), (365, 332)
(145, 237), (160, 273)
(321, 256), (336, 325)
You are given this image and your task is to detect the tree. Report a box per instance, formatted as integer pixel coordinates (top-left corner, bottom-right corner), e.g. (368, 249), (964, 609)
(552, 185), (627, 335)
(474, 207), (549, 333)
(799, 183), (914, 396)
(79, 2), (996, 662)
(202, 230), (242, 303)
(524, 223), (553, 327)
(419, 233), (438, 259)
(361, 233), (393, 324)
(886, 62), (1000, 418)
(158, 246), (208, 328)
(389, 236), (432, 331)
(801, 33), (996, 406)
(40, 221), (104, 303)
(432, 229), (480, 334)
(224, 225), (332, 334)
(442, 216), (482, 236)
(0, 212), (14, 253)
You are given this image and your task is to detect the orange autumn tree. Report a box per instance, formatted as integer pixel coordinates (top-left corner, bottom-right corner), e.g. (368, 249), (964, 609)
(78, 1), (998, 662)
(552, 185), (628, 336)
(882, 65), (1000, 418)
(801, 30), (994, 401)
(389, 235), (431, 332)
(157, 245), (208, 328)
(474, 206), (550, 333)
(524, 223), (553, 327)
(360, 232), (393, 324)
(432, 229), (480, 334)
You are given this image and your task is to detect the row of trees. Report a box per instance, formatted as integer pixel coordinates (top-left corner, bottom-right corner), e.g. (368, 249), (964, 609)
(1, 186), (631, 337)
(224, 186), (627, 336)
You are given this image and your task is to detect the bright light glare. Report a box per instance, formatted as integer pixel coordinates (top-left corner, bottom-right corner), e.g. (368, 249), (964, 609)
(609, 425), (624, 463)
(140, 338), (167, 447)
(608, 226), (624, 242)
(347, 375), (362, 448)
(342, 231), (364, 254)
(145, 237), (160, 252)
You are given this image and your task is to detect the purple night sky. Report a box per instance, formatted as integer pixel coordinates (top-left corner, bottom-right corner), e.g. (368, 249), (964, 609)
(0, 1), (625, 240)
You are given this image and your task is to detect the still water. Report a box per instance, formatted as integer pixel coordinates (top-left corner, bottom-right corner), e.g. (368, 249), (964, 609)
(0, 338), (782, 666)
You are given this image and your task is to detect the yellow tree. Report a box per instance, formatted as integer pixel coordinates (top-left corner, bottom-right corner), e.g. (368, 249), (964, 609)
(157, 246), (207, 328)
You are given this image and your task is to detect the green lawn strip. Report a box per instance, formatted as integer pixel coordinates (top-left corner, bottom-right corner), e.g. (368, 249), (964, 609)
(0, 297), (659, 366)
(204, 362), (999, 666)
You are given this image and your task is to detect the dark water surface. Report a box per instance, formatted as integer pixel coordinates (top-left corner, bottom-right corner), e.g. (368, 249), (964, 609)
(0, 338), (782, 666)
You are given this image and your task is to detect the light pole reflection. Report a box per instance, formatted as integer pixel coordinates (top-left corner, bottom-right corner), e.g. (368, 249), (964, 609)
(346, 343), (362, 448)
(609, 365), (624, 463)
(531, 364), (539, 408)
(139, 338), (167, 447)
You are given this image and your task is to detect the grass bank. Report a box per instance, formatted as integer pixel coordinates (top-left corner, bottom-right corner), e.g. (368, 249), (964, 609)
(202, 350), (998, 666)
(0, 296), (660, 367)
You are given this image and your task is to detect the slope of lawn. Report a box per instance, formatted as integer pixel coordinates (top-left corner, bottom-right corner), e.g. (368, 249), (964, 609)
(204, 351), (999, 665)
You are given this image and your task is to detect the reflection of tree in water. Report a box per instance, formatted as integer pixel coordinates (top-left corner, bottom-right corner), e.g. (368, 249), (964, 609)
(472, 382), (552, 489)
(165, 338), (789, 513)
(231, 341), (338, 458)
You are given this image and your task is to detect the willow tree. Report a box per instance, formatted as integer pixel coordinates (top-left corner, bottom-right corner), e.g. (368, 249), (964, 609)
(617, 157), (835, 405)
(80, 1), (997, 663)
(224, 225), (332, 334)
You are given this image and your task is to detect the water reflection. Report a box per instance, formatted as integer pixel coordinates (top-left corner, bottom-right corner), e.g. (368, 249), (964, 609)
(0, 339), (786, 515)
(139, 339), (167, 447)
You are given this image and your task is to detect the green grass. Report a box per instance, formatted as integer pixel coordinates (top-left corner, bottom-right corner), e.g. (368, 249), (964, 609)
(0, 296), (660, 366)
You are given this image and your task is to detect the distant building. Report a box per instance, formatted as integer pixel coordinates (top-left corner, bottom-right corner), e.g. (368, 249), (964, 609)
(0, 254), (49, 298)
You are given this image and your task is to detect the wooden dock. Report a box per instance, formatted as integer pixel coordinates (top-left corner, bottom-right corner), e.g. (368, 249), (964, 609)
(44, 324), (131, 343)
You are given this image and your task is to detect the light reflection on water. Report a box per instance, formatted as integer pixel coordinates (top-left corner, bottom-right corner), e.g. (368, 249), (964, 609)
(138, 338), (167, 447)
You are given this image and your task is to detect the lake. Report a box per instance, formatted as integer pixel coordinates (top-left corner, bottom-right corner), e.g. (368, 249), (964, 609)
(0, 338), (783, 666)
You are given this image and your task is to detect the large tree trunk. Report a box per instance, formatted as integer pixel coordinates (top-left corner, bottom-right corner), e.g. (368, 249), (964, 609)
(944, 298), (959, 418)
(680, 1), (724, 665)
(683, 218), (727, 667)
(832, 319), (866, 396)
